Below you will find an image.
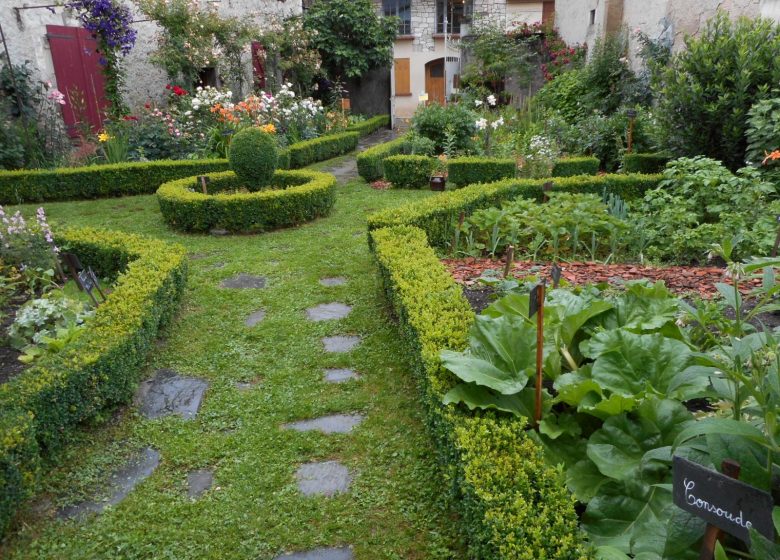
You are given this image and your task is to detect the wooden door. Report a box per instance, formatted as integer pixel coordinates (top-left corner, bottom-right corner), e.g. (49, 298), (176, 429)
(47, 25), (108, 136)
(542, 1), (555, 25)
(425, 58), (445, 106)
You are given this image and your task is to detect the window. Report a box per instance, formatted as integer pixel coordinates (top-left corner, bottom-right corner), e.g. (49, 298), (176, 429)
(436, 0), (472, 34)
(394, 58), (411, 95)
(383, 0), (412, 35)
(589, 9), (596, 26)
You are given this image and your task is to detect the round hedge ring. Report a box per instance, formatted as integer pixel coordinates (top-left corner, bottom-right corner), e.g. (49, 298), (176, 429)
(228, 127), (278, 190)
(156, 169), (337, 233)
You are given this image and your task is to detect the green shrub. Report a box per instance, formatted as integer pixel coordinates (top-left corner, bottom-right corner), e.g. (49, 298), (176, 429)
(0, 159), (231, 205)
(383, 155), (435, 189)
(345, 114), (390, 136)
(552, 156), (599, 177)
(368, 173), (662, 249)
(356, 136), (408, 181)
(535, 69), (588, 122)
(370, 225), (591, 559)
(746, 96), (780, 166)
(447, 157), (516, 187)
(0, 228), (187, 536)
(655, 12), (780, 170)
(287, 131), (358, 168)
(228, 127), (278, 190)
(157, 169), (337, 232)
(622, 152), (670, 174)
(411, 103), (477, 153)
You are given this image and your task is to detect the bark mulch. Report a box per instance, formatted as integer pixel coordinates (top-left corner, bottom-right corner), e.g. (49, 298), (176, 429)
(442, 258), (764, 298)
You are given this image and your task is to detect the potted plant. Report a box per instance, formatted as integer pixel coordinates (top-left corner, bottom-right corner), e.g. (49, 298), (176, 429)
(430, 154), (447, 191)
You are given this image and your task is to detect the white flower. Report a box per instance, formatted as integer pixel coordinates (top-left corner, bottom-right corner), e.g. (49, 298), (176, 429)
(619, 57), (628, 64)
(490, 117), (504, 130)
(474, 99), (483, 107)
(487, 94), (496, 106)
(475, 118), (487, 130)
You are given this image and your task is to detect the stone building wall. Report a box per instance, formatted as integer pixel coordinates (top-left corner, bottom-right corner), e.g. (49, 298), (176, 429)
(0, 0), (298, 112)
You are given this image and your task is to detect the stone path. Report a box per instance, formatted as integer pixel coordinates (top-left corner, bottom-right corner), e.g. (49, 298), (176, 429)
(15, 131), (450, 560)
(58, 448), (160, 519)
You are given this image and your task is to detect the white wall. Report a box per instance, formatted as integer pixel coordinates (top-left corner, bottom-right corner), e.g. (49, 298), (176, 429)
(505, 0), (543, 28)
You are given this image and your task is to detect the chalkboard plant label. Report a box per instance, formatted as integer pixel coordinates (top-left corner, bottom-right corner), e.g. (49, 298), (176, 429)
(673, 456), (775, 543)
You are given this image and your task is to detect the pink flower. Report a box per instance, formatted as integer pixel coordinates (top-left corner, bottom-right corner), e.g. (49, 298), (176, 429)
(47, 89), (66, 105)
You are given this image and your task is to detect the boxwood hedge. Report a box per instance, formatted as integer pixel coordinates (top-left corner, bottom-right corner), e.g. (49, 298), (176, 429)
(447, 157), (516, 187)
(356, 136), (408, 182)
(0, 228), (188, 536)
(370, 225), (592, 559)
(368, 173), (662, 250)
(552, 156), (600, 177)
(157, 169), (337, 233)
(622, 152), (671, 174)
(383, 155), (435, 189)
(0, 118), (388, 205)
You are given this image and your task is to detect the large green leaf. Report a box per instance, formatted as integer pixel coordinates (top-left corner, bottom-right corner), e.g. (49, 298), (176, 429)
(440, 314), (536, 394)
(604, 281), (681, 333)
(442, 383), (537, 417)
(567, 457), (608, 502)
(587, 399), (693, 482)
(662, 507), (705, 559)
(547, 289), (614, 345)
(673, 417), (768, 449)
(583, 479), (675, 555)
(705, 432), (772, 489)
(584, 330), (699, 400)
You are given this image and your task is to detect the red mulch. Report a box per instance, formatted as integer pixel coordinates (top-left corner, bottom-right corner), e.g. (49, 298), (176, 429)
(370, 180), (392, 190)
(442, 258), (764, 298)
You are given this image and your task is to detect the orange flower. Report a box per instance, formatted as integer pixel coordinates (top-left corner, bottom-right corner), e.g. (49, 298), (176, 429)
(763, 149), (780, 165)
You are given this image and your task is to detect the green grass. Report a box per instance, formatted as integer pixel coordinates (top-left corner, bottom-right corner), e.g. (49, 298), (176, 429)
(0, 176), (465, 558)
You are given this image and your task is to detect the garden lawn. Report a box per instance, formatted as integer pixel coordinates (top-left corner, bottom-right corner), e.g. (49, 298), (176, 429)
(0, 173), (464, 558)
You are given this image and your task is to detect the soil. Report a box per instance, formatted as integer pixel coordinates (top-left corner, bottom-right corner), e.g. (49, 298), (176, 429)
(443, 258), (764, 298)
(0, 295), (29, 385)
(462, 286), (497, 314)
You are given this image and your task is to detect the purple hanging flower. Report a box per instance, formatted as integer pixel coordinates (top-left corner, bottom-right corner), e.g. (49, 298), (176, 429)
(66, 0), (137, 63)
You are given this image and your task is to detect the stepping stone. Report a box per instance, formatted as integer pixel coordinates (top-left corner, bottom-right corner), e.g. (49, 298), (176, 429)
(275, 547), (353, 560)
(323, 368), (360, 383)
(210, 228), (229, 236)
(321, 336), (360, 353)
(296, 461), (351, 496)
(306, 303), (352, 322)
(319, 277), (346, 287)
(58, 448), (160, 519)
(136, 369), (208, 420)
(283, 414), (365, 434)
(235, 379), (260, 391)
(220, 274), (267, 289)
(188, 252), (211, 260)
(187, 469), (213, 499)
(245, 309), (266, 327)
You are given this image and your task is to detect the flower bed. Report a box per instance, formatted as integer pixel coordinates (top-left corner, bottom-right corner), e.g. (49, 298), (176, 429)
(156, 169), (337, 233)
(0, 228), (188, 535)
(370, 225), (591, 559)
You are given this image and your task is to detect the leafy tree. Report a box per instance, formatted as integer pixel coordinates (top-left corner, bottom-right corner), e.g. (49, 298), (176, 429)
(461, 18), (536, 92)
(654, 11), (780, 170)
(257, 16), (321, 95)
(303, 0), (397, 80)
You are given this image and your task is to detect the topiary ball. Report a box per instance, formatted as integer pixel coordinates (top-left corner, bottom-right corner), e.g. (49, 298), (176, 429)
(229, 127), (278, 190)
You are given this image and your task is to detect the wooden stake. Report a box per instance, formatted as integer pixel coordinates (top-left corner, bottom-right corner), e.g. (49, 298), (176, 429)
(699, 460), (741, 560)
(503, 245), (514, 279)
(198, 175), (209, 195)
(534, 282), (545, 427)
(543, 181), (553, 203)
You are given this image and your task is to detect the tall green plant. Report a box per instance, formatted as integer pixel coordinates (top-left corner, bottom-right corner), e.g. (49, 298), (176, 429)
(655, 12), (780, 170)
(303, 0), (397, 80)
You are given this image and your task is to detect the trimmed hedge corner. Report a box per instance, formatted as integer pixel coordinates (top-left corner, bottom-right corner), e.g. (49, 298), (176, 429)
(287, 131), (359, 169)
(0, 228), (187, 536)
(447, 157), (516, 187)
(157, 169), (337, 233)
(552, 156), (600, 177)
(370, 225), (591, 559)
(368, 173), (662, 250)
(383, 155), (435, 189)
(356, 136), (408, 182)
(623, 152), (671, 174)
(345, 114), (390, 136)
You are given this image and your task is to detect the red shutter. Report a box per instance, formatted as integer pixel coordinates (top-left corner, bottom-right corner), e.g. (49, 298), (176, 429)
(47, 25), (108, 136)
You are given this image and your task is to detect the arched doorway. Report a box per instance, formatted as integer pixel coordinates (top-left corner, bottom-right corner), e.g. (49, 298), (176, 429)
(425, 58), (445, 105)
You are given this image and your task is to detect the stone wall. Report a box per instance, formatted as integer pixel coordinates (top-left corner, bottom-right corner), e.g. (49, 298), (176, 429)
(0, 0), (298, 113)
